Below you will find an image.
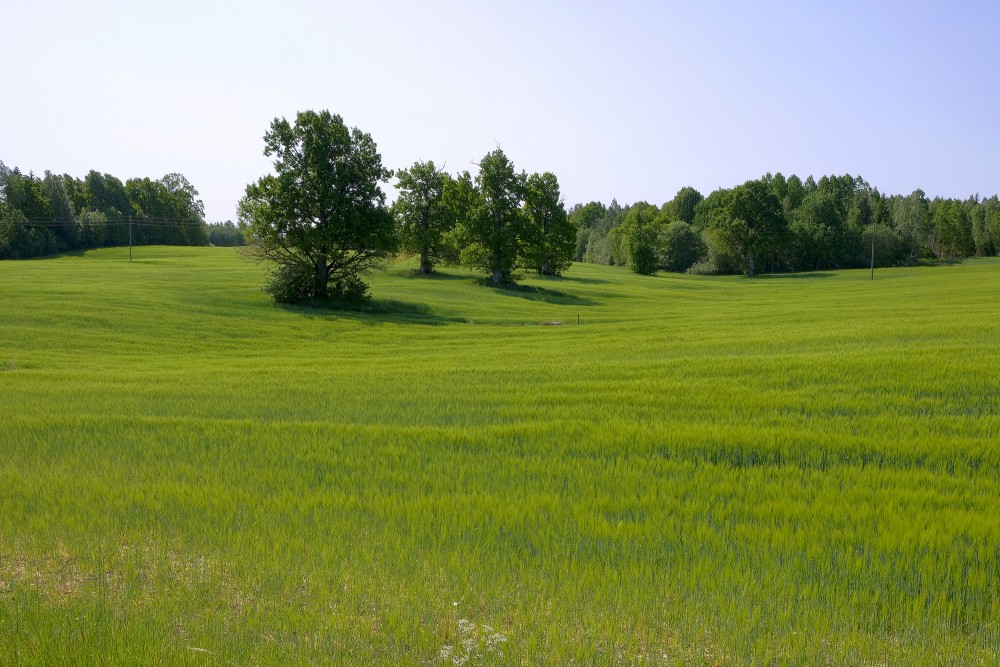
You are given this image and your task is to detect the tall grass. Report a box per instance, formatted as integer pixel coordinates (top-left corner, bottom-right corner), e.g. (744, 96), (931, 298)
(1, 247), (998, 664)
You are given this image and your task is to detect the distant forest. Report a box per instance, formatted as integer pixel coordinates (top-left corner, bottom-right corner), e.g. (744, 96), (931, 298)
(0, 162), (242, 259)
(573, 174), (1000, 275)
(3, 161), (998, 275)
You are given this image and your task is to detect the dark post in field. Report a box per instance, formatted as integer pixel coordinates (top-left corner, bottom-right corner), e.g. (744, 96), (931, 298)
(870, 219), (875, 280)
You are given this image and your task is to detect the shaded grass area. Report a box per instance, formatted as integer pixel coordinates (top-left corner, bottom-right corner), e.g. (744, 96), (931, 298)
(1, 247), (999, 664)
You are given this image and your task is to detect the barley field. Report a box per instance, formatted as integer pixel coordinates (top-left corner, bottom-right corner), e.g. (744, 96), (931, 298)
(1, 247), (998, 665)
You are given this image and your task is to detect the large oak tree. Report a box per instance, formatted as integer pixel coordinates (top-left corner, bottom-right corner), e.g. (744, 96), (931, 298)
(239, 110), (395, 303)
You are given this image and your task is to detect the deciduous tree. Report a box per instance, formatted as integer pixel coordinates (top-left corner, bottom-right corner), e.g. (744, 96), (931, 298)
(460, 149), (526, 286)
(393, 160), (452, 275)
(239, 110), (396, 303)
(521, 171), (574, 275)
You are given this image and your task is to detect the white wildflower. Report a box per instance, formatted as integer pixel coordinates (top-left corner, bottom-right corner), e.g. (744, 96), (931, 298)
(438, 617), (508, 665)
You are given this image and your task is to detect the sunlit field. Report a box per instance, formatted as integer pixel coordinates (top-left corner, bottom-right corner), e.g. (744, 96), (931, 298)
(1, 247), (998, 665)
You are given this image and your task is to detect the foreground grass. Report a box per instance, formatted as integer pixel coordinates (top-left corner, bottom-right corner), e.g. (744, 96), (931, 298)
(1, 247), (998, 665)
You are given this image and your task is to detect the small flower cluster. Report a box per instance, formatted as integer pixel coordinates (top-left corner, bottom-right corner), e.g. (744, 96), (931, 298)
(438, 618), (508, 665)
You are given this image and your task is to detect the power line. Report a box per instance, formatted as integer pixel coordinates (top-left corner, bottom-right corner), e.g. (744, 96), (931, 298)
(3, 217), (212, 228)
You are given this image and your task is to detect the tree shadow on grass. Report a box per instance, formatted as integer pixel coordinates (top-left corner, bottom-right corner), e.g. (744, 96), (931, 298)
(393, 268), (473, 281)
(536, 273), (610, 285)
(277, 298), (464, 326)
(917, 258), (965, 267)
(482, 281), (598, 306)
(753, 272), (837, 280)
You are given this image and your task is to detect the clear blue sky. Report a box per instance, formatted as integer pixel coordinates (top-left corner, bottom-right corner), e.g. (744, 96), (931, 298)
(4, 0), (998, 222)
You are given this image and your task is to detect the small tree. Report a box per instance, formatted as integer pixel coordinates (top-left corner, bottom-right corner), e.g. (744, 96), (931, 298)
(460, 149), (526, 286)
(521, 171), (574, 275)
(239, 110), (395, 303)
(611, 202), (666, 275)
(393, 160), (452, 275)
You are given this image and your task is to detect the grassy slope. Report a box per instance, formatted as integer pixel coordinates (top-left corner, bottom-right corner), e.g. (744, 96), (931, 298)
(1, 247), (998, 665)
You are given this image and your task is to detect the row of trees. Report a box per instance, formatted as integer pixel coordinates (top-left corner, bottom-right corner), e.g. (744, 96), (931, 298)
(0, 162), (211, 259)
(239, 110), (576, 303)
(574, 175), (1000, 276)
(393, 152), (575, 284)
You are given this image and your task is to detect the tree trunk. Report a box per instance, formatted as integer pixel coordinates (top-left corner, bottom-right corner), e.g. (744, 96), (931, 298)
(315, 256), (329, 298)
(540, 260), (553, 275)
(419, 250), (432, 276)
(747, 253), (755, 277)
(492, 268), (503, 286)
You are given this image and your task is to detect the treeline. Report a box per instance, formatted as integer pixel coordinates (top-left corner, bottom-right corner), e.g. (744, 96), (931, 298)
(573, 174), (1000, 276)
(0, 162), (242, 259)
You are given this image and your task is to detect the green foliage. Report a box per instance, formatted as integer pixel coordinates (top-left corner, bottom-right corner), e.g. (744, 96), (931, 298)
(568, 201), (607, 262)
(0, 207), (56, 259)
(611, 202), (666, 274)
(784, 173), (806, 211)
(3, 168), (52, 220)
(583, 199), (626, 265)
(666, 186), (703, 224)
(239, 110), (396, 303)
(790, 190), (842, 271)
(393, 161), (452, 275)
(83, 170), (132, 222)
(2, 248), (1000, 663)
(77, 210), (108, 248)
(986, 197), (1000, 255)
(0, 207), (25, 257)
(262, 261), (369, 304)
(567, 201), (606, 230)
(578, 175), (996, 275)
(43, 172), (78, 251)
(861, 223), (909, 267)
(125, 174), (206, 246)
(932, 198), (975, 258)
(568, 200), (608, 262)
(660, 220), (705, 272)
(438, 170), (477, 266)
(709, 178), (786, 275)
(207, 221), (245, 247)
(0, 163), (207, 258)
(460, 148), (526, 285)
(521, 172), (574, 275)
(692, 187), (732, 230)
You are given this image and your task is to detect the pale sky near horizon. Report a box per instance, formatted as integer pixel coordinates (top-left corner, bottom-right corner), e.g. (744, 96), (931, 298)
(3, 1), (998, 223)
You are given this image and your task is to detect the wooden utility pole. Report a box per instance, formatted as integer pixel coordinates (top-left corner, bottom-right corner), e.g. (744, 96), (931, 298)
(870, 221), (875, 280)
(129, 216), (133, 262)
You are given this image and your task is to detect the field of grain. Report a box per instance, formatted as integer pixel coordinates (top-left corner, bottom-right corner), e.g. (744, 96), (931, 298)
(1, 247), (998, 665)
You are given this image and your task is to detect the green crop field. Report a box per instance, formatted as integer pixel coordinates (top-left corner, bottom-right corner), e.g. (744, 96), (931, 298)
(1, 247), (998, 665)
